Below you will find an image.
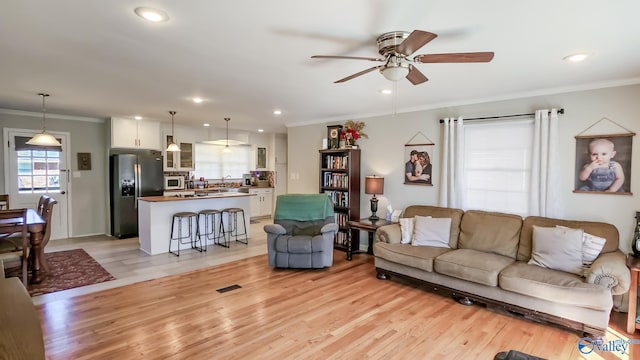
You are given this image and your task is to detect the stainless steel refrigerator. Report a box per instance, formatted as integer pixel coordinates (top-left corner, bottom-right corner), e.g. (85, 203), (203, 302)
(110, 152), (163, 239)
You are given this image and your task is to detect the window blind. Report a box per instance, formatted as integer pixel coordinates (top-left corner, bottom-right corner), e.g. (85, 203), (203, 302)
(463, 119), (533, 216)
(193, 143), (250, 179)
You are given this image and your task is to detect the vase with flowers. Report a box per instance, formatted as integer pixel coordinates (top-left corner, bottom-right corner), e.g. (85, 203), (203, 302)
(343, 120), (368, 147)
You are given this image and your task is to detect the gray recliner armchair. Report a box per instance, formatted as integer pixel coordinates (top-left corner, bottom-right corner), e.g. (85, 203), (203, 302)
(264, 194), (338, 268)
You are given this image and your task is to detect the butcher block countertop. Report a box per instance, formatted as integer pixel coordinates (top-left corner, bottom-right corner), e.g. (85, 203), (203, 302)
(139, 192), (253, 202)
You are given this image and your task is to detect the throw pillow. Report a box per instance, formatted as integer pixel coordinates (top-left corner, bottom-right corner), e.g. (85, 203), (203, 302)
(528, 225), (583, 276)
(556, 225), (607, 277)
(399, 217), (416, 244)
(411, 216), (452, 248)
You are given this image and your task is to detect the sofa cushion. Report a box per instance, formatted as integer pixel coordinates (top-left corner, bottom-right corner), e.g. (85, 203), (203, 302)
(434, 249), (515, 287)
(518, 216), (619, 262)
(374, 242), (451, 272)
(402, 206), (464, 248)
(500, 262), (612, 311)
(458, 210), (523, 259)
(412, 216), (451, 248)
(528, 225), (584, 276)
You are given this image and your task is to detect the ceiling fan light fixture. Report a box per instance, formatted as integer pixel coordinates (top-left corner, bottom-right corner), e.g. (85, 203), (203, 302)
(381, 65), (409, 81)
(27, 93), (62, 147)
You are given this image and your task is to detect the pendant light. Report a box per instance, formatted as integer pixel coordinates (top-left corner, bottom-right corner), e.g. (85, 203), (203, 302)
(26, 93), (62, 147)
(166, 110), (181, 152)
(223, 117), (232, 153)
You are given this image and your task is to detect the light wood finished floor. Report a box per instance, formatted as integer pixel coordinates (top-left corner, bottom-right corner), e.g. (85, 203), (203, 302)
(31, 218), (640, 359)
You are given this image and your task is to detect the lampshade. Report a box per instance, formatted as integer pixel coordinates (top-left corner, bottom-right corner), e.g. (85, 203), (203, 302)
(365, 176), (384, 195)
(26, 93), (62, 147)
(26, 132), (61, 146)
(166, 110), (181, 152)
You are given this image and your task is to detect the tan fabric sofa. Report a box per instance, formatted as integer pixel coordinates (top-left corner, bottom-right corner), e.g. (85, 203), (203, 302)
(374, 205), (631, 336)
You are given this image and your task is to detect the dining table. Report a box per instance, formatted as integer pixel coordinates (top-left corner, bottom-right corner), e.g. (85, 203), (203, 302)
(0, 208), (46, 284)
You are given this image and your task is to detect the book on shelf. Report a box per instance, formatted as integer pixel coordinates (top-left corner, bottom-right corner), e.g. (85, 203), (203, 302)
(323, 172), (349, 188)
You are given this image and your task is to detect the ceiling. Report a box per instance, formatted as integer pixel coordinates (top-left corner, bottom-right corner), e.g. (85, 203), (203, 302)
(1, 1), (639, 134)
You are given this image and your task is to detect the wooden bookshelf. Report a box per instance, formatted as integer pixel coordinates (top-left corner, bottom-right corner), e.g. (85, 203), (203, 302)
(319, 149), (360, 255)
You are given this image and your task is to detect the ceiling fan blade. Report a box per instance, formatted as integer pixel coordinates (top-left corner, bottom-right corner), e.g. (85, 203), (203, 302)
(396, 30), (437, 56)
(334, 65), (384, 83)
(414, 52), (495, 63)
(311, 55), (385, 62)
(406, 65), (428, 85)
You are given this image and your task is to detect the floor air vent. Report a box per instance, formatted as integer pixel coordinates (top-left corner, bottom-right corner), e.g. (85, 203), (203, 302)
(216, 284), (242, 293)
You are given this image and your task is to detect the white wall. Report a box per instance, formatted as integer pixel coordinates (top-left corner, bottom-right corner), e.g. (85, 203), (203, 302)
(287, 84), (640, 252)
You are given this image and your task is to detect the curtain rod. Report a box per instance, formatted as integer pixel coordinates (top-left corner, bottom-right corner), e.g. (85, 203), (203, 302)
(438, 108), (564, 123)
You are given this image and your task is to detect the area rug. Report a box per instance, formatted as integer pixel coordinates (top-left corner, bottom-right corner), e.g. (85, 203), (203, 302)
(4, 248), (116, 297)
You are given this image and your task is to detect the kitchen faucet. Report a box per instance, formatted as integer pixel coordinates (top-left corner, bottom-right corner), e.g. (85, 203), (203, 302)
(221, 175), (232, 184)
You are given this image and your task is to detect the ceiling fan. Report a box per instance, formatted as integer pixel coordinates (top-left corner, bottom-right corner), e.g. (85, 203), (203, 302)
(311, 30), (494, 85)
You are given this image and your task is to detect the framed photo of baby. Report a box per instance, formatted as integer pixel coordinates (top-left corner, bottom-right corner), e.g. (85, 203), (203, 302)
(404, 144), (434, 186)
(574, 134), (633, 195)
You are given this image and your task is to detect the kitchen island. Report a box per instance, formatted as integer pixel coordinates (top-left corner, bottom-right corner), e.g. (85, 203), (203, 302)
(138, 193), (253, 255)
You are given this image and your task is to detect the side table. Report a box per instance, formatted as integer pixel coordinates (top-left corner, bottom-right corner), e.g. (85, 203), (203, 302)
(347, 218), (396, 261)
(626, 255), (640, 334)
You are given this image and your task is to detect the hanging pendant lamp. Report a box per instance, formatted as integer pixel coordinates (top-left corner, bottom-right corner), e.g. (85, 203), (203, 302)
(26, 93), (62, 147)
(223, 117), (232, 153)
(166, 110), (181, 152)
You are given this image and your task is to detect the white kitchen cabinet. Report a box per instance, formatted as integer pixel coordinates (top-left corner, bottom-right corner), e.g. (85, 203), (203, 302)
(163, 134), (195, 171)
(110, 117), (161, 150)
(162, 126), (203, 171)
(249, 188), (273, 218)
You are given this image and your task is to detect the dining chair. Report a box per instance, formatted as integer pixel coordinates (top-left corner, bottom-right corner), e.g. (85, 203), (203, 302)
(31, 196), (57, 273)
(36, 195), (48, 216)
(0, 208), (29, 286)
(0, 194), (9, 210)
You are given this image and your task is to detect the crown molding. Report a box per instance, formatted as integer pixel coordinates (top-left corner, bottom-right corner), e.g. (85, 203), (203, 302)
(0, 108), (105, 123)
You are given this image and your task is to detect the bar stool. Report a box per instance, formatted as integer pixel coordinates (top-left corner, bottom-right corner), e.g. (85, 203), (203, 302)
(221, 207), (248, 245)
(198, 209), (227, 249)
(169, 212), (201, 256)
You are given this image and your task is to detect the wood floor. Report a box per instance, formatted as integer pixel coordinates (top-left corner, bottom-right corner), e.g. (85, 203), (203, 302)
(36, 245), (640, 359)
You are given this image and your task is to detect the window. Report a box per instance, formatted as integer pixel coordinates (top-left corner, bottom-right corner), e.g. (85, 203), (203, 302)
(14, 136), (62, 193)
(193, 143), (250, 180)
(462, 119), (533, 216)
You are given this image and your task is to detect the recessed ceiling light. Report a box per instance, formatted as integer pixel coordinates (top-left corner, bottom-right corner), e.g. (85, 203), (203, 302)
(203, 123), (210, 127)
(273, 109), (282, 115)
(258, 129), (264, 133)
(134, 7), (169, 22)
(380, 89), (392, 95)
(192, 97), (203, 104)
(134, 116), (142, 120)
(563, 53), (589, 62)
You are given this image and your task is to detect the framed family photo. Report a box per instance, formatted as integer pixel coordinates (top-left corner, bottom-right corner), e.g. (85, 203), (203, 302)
(404, 144), (434, 186)
(573, 134), (633, 195)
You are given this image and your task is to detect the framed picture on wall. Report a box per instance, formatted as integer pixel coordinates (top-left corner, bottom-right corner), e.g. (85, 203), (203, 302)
(404, 144), (434, 186)
(574, 134), (633, 194)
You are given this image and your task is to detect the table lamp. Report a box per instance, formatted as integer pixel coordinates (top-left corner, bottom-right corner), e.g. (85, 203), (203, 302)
(365, 175), (384, 221)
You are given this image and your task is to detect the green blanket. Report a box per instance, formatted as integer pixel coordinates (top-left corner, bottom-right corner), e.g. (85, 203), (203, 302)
(274, 194), (334, 221)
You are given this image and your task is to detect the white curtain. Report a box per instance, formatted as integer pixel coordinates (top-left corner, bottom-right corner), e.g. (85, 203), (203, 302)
(529, 108), (561, 217)
(439, 117), (465, 208)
